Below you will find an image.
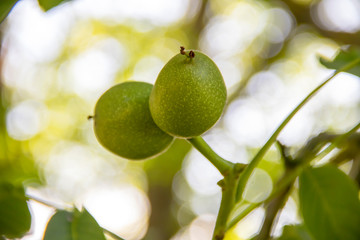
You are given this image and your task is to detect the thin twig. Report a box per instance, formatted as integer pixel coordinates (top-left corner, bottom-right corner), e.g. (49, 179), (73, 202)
(187, 136), (235, 175)
(235, 58), (360, 201)
(227, 120), (360, 230)
(255, 170), (295, 240)
(315, 121), (360, 161)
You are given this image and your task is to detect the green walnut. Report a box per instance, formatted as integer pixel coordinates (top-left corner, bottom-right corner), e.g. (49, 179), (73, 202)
(149, 47), (227, 138)
(93, 82), (173, 160)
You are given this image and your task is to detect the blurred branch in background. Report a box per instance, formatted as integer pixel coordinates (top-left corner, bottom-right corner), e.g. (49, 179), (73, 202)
(143, 139), (191, 240)
(0, 0), (19, 23)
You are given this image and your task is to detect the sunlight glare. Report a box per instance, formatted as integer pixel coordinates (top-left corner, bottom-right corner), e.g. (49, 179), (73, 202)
(4, 0), (74, 62)
(60, 39), (125, 101)
(131, 56), (165, 84)
(22, 200), (54, 240)
(201, 1), (266, 57)
(73, 0), (189, 27)
(171, 214), (216, 240)
(184, 149), (222, 196)
(83, 185), (150, 240)
(224, 99), (268, 147)
(44, 143), (117, 202)
(272, 197), (300, 237)
(6, 100), (48, 140)
(315, 0), (360, 33)
(242, 168), (272, 203)
(233, 207), (265, 239)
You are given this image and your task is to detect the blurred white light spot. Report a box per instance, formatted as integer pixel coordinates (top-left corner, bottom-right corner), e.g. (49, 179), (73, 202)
(272, 197), (300, 237)
(131, 56), (165, 83)
(73, 0), (189, 26)
(323, 72), (360, 105)
(45, 143), (114, 202)
(171, 214), (216, 240)
(265, 8), (294, 43)
(5, 0), (74, 62)
(61, 39), (125, 100)
(242, 168), (273, 203)
(203, 129), (241, 164)
(184, 149), (222, 196)
(172, 172), (193, 203)
(315, 0), (360, 33)
(84, 185), (150, 240)
(247, 71), (284, 104)
(6, 100), (47, 140)
(22, 200), (54, 240)
(189, 214), (216, 240)
(265, 25), (285, 44)
(214, 58), (242, 90)
(201, 1), (265, 57)
(233, 207), (265, 239)
(278, 108), (314, 146)
(224, 100), (267, 147)
(190, 193), (221, 216)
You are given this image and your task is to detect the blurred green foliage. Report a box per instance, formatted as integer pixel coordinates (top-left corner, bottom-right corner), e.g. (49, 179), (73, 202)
(0, 0), (19, 23)
(38, 0), (71, 11)
(320, 46), (360, 77)
(276, 225), (313, 240)
(0, 83), (39, 185)
(0, 182), (31, 238)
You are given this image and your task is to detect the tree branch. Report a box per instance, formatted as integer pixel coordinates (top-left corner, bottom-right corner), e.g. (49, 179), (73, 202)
(187, 136), (236, 176)
(235, 58), (360, 201)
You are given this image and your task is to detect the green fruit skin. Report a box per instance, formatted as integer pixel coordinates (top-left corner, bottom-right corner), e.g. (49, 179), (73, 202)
(149, 51), (227, 138)
(94, 82), (173, 160)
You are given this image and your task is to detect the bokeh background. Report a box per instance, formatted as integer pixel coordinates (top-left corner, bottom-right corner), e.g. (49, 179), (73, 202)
(0, 0), (360, 239)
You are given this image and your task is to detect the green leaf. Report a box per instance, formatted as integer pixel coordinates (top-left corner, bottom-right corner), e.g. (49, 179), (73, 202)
(319, 46), (360, 77)
(72, 208), (106, 240)
(43, 210), (73, 240)
(0, 182), (31, 238)
(277, 225), (313, 240)
(299, 165), (360, 240)
(44, 208), (106, 240)
(38, 0), (70, 11)
(0, 0), (19, 24)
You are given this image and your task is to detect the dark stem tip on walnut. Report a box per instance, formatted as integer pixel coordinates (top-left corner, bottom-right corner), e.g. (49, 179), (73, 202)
(180, 46), (195, 59)
(189, 50), (195, 58)
(180, 46), (185, 55)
